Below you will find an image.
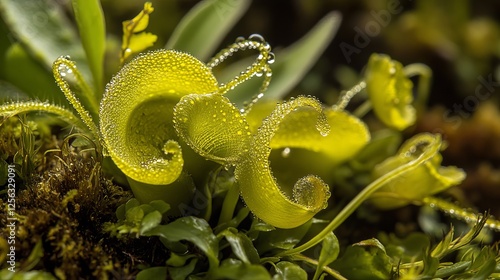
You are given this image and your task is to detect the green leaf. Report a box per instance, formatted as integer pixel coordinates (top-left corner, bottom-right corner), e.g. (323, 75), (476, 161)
(0, 19), (12, 78)
(144, 216), (219, 270)
(169, 258), (198, 280)
(136, 267), (167, 280)
(421, 252), (439, 277)
(165, 0), (250, 61)
(11, 271), (57, 280)
(256, 219), (313, 254)
(219, 228), (260, 264)
(125, 198), (140, 212)
(212, 258), (271, 280)
(273, 261), (308, 280)
(332, 239), (392, 280)
(140, 210), (162, 234)
(166, 252), (195, 267)
(380, 232), (430, 264)
(313, 232), (339, 280)
(435, 261), (471, 278)
(115, 203), (126, 221)
(149, 200), (171, 215)
(125, 206), (144, 224)
(0, 0), (91, 82)
(224, 12), (342, 105)
(3, 44), (66, 105)
(71, 0), (106, 93)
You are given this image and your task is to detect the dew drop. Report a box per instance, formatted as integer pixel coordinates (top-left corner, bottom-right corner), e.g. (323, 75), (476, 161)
(235, 36), (245, 43)
(316, 115), (330, 137)
(281, 147), (291, 158)
(389, 63), (396, 75)
(267, 52), (275, 64)
(249, 34), (265, 43)
(255, 72), (263, 77)
(58, 64), (73, 77)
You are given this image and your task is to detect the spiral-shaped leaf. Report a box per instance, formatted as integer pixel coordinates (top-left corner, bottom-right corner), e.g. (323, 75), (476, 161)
(235, 96), (332, 229)
(174, 94), (251, 164)
(100, 50), (218, 185)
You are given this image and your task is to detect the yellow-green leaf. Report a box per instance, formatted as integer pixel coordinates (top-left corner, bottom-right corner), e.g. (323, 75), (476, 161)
(270, 107), (370, 165)
(121, 2), (157, 62)
(0, 0), (91, 83)
(0, 101), (84, 130)
(174, 94), (250, 164)
(235, 96), (331, 229)
(165, 0), (251, 61)
(369, 133), (466, 209)
(365, 53), (416, 130)
(4, 44), (66, 105)
(100, 50), (218, 186)
(127, 32), (158, 56)
(72, 0), (106, 93)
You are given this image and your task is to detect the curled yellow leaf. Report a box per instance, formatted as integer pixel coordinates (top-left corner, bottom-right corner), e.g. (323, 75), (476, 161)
(173, 94), (251, 165)
(235, 96), (332, 229)
(365, 53), (415, 130)
(100, 50), (218, 186)
(270, 107), (370, 165)
(369, 133), (466, 210)
(121, 2), (157, 63)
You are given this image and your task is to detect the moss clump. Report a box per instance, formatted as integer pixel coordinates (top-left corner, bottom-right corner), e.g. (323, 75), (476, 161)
(0, 150), (169, 278)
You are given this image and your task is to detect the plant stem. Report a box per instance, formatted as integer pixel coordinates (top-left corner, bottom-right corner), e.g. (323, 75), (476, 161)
(422, 196), (500, 231)
(352, 99), (372, 119)
(290, 254), (347, 280)
(218, 182), (241, 226)
(403, 63), (432, 116)
(275, 134), (440, 258)
(332, 81), (366, 111)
